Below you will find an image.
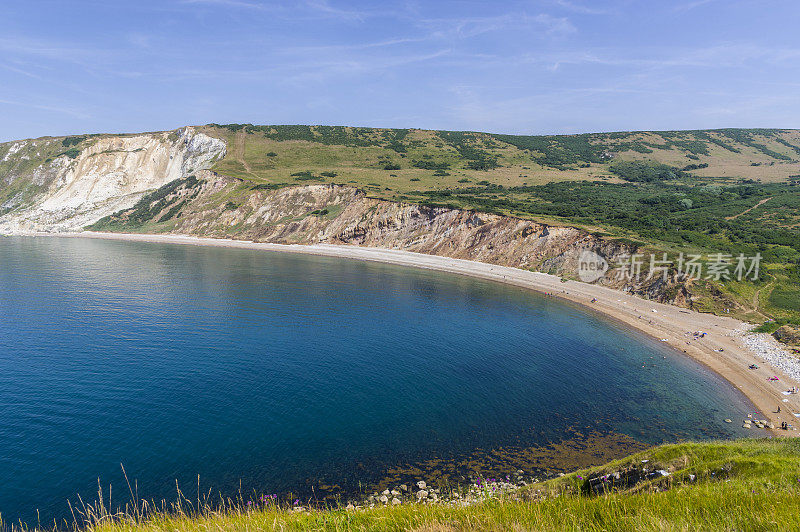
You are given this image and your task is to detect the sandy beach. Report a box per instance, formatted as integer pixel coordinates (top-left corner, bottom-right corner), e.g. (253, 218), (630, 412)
(41, 230), (800, 436)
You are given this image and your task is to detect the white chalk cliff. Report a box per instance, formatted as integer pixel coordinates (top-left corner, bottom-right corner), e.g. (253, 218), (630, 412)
(0, 127), (226, 233)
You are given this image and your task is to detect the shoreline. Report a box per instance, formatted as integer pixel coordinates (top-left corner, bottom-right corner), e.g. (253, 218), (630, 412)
(34, 230), (800, 436)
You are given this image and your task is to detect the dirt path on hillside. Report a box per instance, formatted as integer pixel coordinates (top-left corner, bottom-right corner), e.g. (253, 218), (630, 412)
(753, 279), (775, 311)
(726, 197), (772, 220)
(234, 131), (253, 175)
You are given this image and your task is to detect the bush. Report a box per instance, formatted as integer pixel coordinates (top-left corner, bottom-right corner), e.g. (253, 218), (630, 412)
(58, 148), (81, 159)
(609, 161), (684, 182)
(61, 136), (86, 147)
(291, 171), (322, 181)
(682, 163), (709, 171)
(412, 160), (450, 171)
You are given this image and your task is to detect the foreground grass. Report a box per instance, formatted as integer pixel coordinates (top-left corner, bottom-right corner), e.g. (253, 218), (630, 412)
(85, 486), (799, 532)
(15, 439), (798, 532)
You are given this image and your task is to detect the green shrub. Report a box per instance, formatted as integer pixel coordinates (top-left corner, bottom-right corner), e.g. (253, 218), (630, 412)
(58, 148), (81, 159)
(291, 171), (322, 181)
(609, 161), (684, 182)
(412, 160), (450, 171)
(61, 136), (86, 147)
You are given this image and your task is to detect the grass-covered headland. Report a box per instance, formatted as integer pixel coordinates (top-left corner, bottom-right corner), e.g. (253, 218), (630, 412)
(10, 439), (798, 531)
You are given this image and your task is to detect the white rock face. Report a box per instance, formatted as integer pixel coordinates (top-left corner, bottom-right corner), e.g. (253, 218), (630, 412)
(2, 141), (27, 162)
(0, 127), (225, 233)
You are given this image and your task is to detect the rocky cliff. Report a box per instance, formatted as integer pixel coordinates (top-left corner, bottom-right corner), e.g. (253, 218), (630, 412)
(0, 127), (226, 233)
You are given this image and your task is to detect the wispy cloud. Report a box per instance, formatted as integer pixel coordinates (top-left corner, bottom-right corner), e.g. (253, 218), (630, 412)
(532, 14), (577, 36)
(554, 0), (610, 15)
(303, 0), (367, 21)
(418, 11), (576, 41)
(0, 37), (105, 62)
(674, 0), (719, 12)
(179, 0), (273, 10)
(0, 98), (90, 119)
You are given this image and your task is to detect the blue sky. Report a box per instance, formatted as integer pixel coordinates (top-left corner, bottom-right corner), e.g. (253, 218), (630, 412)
(1, 0), (799, 141)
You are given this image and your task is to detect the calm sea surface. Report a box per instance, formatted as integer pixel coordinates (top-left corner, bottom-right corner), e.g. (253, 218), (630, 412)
(0, 236), (751, 525)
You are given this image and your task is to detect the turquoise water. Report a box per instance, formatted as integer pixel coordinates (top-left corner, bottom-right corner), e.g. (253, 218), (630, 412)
(0, 236), (751, 525)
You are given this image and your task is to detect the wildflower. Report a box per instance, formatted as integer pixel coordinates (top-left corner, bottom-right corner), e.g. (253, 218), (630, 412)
(294, 499), (299, 506)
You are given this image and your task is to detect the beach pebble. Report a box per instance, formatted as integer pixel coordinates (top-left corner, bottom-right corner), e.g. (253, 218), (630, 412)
(740, 330), (800, 383)
(391, 497), (401, 505)
(417, 490), (428, 500)
(416, 481), (427, 490)
(378, 495), (388, 504)
(382, 489), (390, 496)
(400, 484), (408, 492)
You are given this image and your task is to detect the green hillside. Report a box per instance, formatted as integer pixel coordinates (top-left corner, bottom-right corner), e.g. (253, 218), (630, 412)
(200, 125), (800, 195)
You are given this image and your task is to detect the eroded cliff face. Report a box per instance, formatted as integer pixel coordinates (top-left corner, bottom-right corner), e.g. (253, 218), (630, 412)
(92, 172), (694, 305)
(0, 127), (226, 233)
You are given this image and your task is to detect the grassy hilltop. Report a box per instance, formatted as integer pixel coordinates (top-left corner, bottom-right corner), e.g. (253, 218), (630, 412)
(27, 439), (799, 532)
